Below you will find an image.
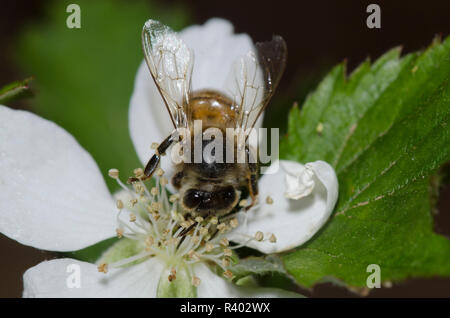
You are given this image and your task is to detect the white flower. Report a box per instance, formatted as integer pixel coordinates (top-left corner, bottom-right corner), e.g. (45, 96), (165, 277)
(0, 104), (299, 297)
(130, 18), (339, 254)
(0, 18), (338, 298)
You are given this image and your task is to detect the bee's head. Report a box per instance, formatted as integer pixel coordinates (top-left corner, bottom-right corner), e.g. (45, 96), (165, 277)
(181, 185), (239, 217)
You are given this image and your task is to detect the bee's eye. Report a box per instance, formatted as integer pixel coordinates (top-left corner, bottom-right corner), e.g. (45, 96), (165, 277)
(183, 186), (236, 213)
(183, 189), (203, 209)
(211, 186), (236, 210)
(221, 187), (235, 200)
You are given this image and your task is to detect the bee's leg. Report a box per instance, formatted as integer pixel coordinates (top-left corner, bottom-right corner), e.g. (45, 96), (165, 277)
(127, 132), (178, 183)
(245, 165), (259, 211)
(245, 146), (259, 211)
(179, 221), (197, 237)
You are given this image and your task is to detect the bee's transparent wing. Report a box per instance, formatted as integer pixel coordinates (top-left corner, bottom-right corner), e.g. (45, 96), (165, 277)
(142, 20), (194, 129)
(225, 36), (287, 131)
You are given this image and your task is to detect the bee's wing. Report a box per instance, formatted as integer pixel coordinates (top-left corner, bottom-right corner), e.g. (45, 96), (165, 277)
(142, 20), (194, 129)
(224, 36), (287, 131)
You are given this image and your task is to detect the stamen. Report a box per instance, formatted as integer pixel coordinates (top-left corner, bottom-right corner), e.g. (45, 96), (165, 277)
(133, 168), (144, 178)
(192, 276), (201, 287)
(160, 177), (169, 186)
(269, 233), (277, 243)
(222, 258), (230, 267)
(199, 227), (208, 236)
(169, 194), (179, 202)
(220, 238), (229, 247)
(108, 168), (119, 179)
(205, 243), (214, 252)
(223, 270), (233, 279)
(255, 231), (264, 241)
(210, 217), (218, 225)
(156, 168), (164, 177)
(168, 268), (177, 282)
(97, 263), (108, 274)
(265, 196), (274, 205)
(229, 218), (239, 228)
(223, 248), (232, 257)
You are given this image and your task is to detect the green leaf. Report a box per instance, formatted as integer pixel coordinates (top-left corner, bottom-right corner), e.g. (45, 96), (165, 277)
(0, 78), (32, 104)
(63, 237), (118, 264)
(280, 36), (450, 287)
(230, 255), (287, 280)
(15, 0), (190, 191)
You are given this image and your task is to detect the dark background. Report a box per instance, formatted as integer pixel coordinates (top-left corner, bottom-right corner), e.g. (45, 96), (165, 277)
(0, 0), (449, 297)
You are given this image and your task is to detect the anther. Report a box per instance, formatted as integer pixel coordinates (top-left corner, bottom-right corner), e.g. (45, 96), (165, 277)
(229, 218), (239, 228)
(222, 258), (231, 267)
(108, 168), (119, 179)
(269, 233), (277, 243)
(223, 248), (232, 257)
(220, 238), (229, 247)
(210, 217), (218, 225)
(156, 168), (164, 177)
(168, 273), (176, 282)
(152, 212), (160, 221)
(223, 270), (233, 279)
(181, 221), (190, 229)
(217, 223), (226, 231)
(255, 231), (264, 241)
(133, 168), (144, 178)
(151, 187), (158, 196)
(134, 184), (144, 194)
(130, 198), (138, 206)
(192, 276), (201, 287)
(205, 243), (214, 252)
(195, 216), (204, 223)
(169, 194), (179, 202)
(192, 236), (200, 245)
(116, 228), (123, 238)
(116, 200), (124, 210)
(151, 202), (161, 212)
(145, 236), (154, 248)
(160, 177), (168, 186)
(239, 199), (248, 207)
(97, 263), (108, 274)
(188, 250), (200, 261)
(129, 213), (136, 222)
(266, 196), (274, 205)
(199, 227), (208, 236)
(151, 142), (159, 150)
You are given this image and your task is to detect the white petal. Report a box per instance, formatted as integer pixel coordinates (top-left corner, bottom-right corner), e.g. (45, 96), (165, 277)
(129, 18), (261, 191)
(229, 160), (338, 254)
(23, 257), (164, 298)
(180, 18), (255, 91)
(194, 263), (301, 298)
(282, 161), (315, 199)
(0, 106), (116, 251)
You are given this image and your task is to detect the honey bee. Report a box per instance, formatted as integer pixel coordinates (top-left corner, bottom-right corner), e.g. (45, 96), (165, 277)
(129, 20), (287, 221)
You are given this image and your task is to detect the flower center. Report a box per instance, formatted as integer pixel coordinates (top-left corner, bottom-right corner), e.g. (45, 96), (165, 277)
(99, 167), (276, 286)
